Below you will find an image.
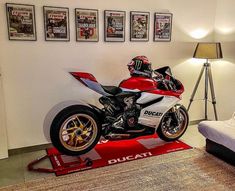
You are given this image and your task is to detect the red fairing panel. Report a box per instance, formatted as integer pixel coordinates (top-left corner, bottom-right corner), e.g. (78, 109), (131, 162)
(70, 72), (109, 95)
(119, 77), (183, 98)
(120, 77), (157, 91)
(70, 72), (97, 82)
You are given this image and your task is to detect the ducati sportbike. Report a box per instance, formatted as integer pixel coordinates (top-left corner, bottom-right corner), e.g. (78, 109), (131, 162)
(50, 66), (189, 156)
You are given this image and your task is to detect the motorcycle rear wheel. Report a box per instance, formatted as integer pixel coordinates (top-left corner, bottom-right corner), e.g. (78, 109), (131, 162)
(157, 105), (188, 142)
(50, 105), (101, 156)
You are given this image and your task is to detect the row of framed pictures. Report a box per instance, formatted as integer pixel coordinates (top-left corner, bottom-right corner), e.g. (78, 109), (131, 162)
(6, 3), (173, 42)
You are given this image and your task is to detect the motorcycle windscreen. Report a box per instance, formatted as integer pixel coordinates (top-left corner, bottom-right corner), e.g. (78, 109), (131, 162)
(70, 72), (108, 95)
(154, 66), (173, 77)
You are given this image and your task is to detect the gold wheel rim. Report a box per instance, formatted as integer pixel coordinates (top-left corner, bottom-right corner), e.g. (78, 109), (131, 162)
(59, 114), (98, 152)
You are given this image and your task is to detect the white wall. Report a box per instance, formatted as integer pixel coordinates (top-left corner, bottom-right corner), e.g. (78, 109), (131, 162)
(212, 0), (235, 120)
(0, 0), (234, 149)
(0, 68), (8, 159)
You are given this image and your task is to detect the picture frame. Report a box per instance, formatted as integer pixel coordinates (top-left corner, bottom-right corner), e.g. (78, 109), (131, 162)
(104, 10), (125, 42)
(130, 11), (150, 42)
(154, 12), (173, 42)
(43, 6), (70, 41)
(6, 3), (37, 41)
(75, 8), (99, 42)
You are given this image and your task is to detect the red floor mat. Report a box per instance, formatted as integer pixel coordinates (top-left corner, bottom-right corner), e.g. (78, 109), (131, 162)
(47, 135), (191, 176)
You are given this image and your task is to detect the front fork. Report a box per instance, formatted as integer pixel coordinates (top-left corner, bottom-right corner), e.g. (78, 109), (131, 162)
(170, 105), (181, 126)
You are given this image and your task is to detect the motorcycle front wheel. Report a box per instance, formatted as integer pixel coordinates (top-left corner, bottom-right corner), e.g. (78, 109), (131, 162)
(50, 105), (101, 156)
(157, 105), (189, 142)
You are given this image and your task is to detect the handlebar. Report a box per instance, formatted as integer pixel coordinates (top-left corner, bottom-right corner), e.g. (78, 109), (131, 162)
(153, 67), (182, 92)
(153, 73), (178, 91)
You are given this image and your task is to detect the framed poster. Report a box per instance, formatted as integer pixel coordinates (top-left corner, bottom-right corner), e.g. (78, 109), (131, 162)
(75, 8), (99, 42)
(6, 3), (36, 41)
(104, 10), (125, 42)
(130, 11), (149, 42)
(43, 6), (70, 41)
(154, 12), (173, 42)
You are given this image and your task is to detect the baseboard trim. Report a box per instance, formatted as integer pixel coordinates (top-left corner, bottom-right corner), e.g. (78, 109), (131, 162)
(9, 143), (52, 156)
(189, 119), (205, 125)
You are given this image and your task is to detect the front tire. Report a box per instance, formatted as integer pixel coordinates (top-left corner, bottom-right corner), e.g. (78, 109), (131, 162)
(157, 105), (189, 142)
(50, 105), (101, 156)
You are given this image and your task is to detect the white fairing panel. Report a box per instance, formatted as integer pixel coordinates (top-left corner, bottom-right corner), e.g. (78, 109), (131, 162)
(81, 78), (109, 96)
(137, 92), (163, 104)
(121, 88), (139, 92)
(137, 92), (180, 128)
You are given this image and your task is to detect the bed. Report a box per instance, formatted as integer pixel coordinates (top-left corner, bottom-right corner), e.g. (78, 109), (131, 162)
(198, 112), (235, 165)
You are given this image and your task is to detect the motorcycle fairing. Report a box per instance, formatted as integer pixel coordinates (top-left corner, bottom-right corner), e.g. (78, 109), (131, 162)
(71, 71), (182, 128)
(70, 72), (110, 96)
(119, 76), (182, 128)
(119, 76), (183, 98)
(137, 92), (180, 128)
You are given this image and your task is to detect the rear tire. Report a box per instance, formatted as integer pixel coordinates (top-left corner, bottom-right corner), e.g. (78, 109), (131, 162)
(50, 105), (101, 156)
(157, 105), (189, 142)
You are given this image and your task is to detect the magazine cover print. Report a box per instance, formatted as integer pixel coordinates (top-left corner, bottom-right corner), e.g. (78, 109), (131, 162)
(105, 11), (125, 42)
(154, 13), (172, 41)
(44, 7), (69, 41)
(6, 3), (36, 40)
(131, 12), (149, 41)
(76, 9), (98, 41)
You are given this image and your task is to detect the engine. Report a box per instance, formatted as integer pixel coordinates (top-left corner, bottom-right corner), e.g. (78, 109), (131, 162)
(99, 95), (140, 131)
(99, 96), (121, 117)
(122, 96), (140, 128)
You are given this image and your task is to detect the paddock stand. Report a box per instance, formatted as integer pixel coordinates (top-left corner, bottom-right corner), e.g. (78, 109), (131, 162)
(27, 150), (93, 175)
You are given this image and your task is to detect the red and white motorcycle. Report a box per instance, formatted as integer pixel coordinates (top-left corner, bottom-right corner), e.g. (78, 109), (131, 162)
(50, 66), (189, 156)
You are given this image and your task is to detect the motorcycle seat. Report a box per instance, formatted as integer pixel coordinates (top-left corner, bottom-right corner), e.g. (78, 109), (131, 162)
(102, 86), (122, 95)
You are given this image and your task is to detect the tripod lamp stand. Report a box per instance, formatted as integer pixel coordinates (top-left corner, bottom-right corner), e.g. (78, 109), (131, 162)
(187, 42), (223, 120)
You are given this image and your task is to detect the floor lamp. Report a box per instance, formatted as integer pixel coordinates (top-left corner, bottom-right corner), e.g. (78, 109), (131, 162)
(187, 42), (223, 121)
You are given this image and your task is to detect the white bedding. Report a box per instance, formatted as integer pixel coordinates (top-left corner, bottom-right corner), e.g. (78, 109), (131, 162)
(198, 113), (235, 152)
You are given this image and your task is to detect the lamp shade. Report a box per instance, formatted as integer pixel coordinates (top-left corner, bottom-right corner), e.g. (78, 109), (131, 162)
(193, 42), (223, 59)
